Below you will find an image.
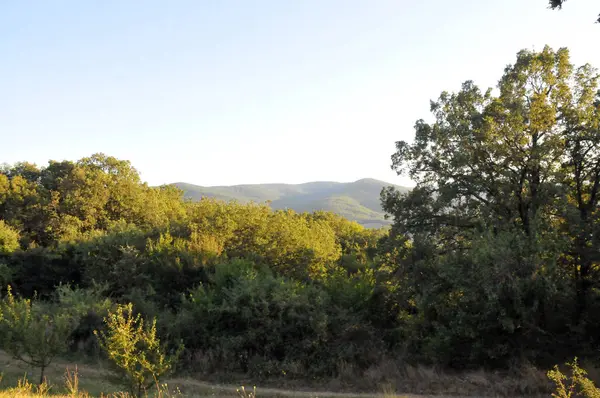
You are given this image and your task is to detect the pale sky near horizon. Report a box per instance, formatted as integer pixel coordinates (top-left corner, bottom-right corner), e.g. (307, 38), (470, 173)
(1, 1), (599, 187)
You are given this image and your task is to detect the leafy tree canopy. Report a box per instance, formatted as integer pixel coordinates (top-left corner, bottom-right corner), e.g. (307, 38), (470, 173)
(383, 45), (600, 364)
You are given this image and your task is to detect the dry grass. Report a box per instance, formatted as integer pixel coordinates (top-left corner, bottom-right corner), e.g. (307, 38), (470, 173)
(200, 359), (552, 397)
(351, 359), (552, 396)
(0, 350), (578, 397)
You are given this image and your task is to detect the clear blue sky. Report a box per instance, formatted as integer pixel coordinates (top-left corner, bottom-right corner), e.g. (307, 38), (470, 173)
(1, 0), (599, 187)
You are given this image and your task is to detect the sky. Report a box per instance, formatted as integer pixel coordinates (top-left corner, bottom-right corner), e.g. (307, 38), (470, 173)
(1, 1), (599, 187)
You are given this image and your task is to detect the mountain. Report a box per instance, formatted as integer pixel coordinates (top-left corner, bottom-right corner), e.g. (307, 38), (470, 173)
(172, 178), (410, 228)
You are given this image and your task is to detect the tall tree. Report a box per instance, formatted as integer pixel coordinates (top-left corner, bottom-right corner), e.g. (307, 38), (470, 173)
(383, 45), (600, 353)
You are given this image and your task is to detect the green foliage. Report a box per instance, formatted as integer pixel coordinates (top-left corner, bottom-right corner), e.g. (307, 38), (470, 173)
(55, 283), (113, 356)
(174, 259), (330, 377)
(548, 358), (600, 398)
(0, 153), (187, 247)
(55, 283), (112, 319)
(383, 45), (600, 367)
(406, 229), (557, 367)
(95, 303), (182, 397)
(173, 259), (387, 378)
(7, 246), (83, 299)
(310, 212), (385, 273)
(319, 268), (388, 371)
(0, 286), (76, 384)
(0, 48), (598, 387)
(0, 220), (19, 254)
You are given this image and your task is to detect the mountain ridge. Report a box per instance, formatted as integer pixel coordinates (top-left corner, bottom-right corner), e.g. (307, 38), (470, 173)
(172, 178), (410, 228)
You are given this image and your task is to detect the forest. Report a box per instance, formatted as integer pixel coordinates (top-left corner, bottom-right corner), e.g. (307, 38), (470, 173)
(0, 45), (599, 397)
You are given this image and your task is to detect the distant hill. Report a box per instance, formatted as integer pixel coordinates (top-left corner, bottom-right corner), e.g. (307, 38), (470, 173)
(172, 178), (410, 228)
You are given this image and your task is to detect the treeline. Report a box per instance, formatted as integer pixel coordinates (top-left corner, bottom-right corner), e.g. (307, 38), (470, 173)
(0, 153), (389, 381)
(0, 45), (599, 388)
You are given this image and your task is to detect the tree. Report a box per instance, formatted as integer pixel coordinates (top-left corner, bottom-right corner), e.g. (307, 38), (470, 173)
(0, 222), (20, 289)
(0, 286), (75, 384)
(383, 45), (600, 363)
(549, 0), (600, 23)
(95, 303), (181, 397)
(0, 153), (188, 246)
(0, 171), (47, 246)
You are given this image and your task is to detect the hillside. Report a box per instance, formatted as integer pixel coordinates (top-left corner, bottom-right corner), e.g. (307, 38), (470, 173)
(173, 178), (410, 228)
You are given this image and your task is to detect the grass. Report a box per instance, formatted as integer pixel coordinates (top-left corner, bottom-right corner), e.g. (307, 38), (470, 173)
(0, 350), (581, 397)
(0, 350), (416, 398)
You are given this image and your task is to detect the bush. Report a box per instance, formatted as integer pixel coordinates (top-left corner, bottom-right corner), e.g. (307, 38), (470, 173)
(173, 259), (389, 378)
(95, 303), (182, 397)
(55, 283), (113, 356)
(548, 358), (600, 398)
(174, 259), (330, 377)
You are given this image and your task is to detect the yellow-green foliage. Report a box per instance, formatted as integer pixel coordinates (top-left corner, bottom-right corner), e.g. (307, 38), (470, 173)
(0, 220), (19, 254)
(246, 209), (340, 279)
(0, 377), (52, 398)
(186, 200), (344, 279)
(95, 303), (181, 397)
(0, 155), (188, 246)
(195, 202), (339, 279)
(548, 358), (600, 398)
(0, 369), (182, 397)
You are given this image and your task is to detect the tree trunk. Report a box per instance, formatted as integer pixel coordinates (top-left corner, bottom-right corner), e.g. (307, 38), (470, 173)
(39, 363), (46, 386)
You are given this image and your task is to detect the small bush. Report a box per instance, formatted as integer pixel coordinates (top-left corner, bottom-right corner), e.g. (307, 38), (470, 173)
(95, 303), (182, 397)
(548, 358), (600, 398)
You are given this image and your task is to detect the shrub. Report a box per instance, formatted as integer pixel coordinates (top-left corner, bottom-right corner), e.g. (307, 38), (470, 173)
(55, 283), (113, 356)
(95, 303), (182, 397)
(173, 259), (389, 378)
(0, 286), (76, 384)
(174, 259), (330, 377)
(548, 358), (600, 398)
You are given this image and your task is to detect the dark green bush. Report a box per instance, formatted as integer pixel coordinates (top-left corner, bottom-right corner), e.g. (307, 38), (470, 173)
(173, 259), (329, 377)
